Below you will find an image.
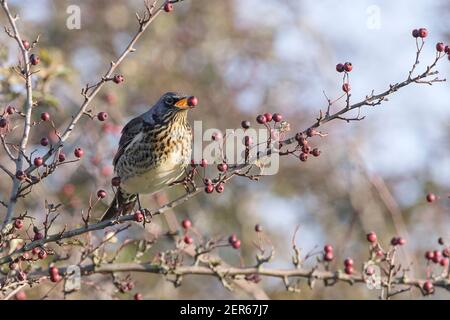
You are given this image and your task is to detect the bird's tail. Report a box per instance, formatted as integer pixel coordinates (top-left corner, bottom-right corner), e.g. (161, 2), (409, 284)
(101, 188), (137, 221)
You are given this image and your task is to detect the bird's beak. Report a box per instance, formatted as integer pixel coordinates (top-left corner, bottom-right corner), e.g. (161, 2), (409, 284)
(175, 97), (191, 110)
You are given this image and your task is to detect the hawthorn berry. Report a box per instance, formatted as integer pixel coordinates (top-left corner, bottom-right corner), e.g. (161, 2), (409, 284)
(190, 159), (197, 167)
(342, 83), (351, 93)
(14, 219), (24, 230)
(255, 224), (263, 232)
(436, 42), (445, 52)
(272, 113), (282, 122)
(412, 29), (420, 38)
(418, 28), (428, 38)
(134, 211), (144, 222)
(426, 193), (436, 203)
(58, 152), (66, 162)
(134, 293), (143, 300)
(187, 96), (198, 107)
(164, 2), (174, 12)
(34, 232), (44, 241)
(30, 54), (40, 65)
(181, 219), (192, 229)
(425, 250), (434, 260)
(204, 178), (212, 185)
(397, 237), (406, 246)
(306, 128), (316, 137)
(324, 244), (333, 253)
(6, 105), (15, 114)
(97, 189), (107, 199)
(74, 147), (84, 158)
(40, 137), (49, 146)
(365, 266), (375, 276)
(344, 265), (354, 275)
(231, 239), (241, 249)
(38, 250), (47, 260)
(204, 184), (214, 194)
(301, 145), (311, 154)
(40, 112), (50, 121)
(200, 158), (207, 167)
(443, 248), (450, 258)
(50, 273), (62, 283)
(324, 251), (334, 262)
(15, 291), (26, 300)
(244, 136), (253, 147)
(22, 40), (30, 50)
(215, 183), (225, 193)
(32, 247), (41, 255)
(113, 74), (124, 84)
(217, 163), (228, 172)
(366, 232), (377, 244)
(344, 258), (354, 267)
(241, 120), (251, 129)
(311, 148), (321, 157)
(344, 62), (353, 72)
(256, 114), (266, 124)
(127, 282), (135, 290)
(184, 235), (193, 245)
(432, 251), (442, 264)
(0, 118), (6, 128)
(97, 112), (108, 121)
(299, 153), (308, 162)
(228, 234), (238, 244)
(440, 257), (449, 267)
(49, 266), (59, 276)
(423, 280), (434, 294)
(33, 157), (43, 167)
(264, 113), (273, 122)
(336, 63), (345, 73)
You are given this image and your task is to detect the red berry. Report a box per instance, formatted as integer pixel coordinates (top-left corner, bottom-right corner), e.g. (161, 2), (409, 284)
(425, 250), (434, 260)
(50, 273), (62, 283)
(49, 266), (59, 276)
(423, 280), (434, 294)
(164, 2), (174, 12)
(134, 293), (143, 300)
(183, 235), (193, 245)
(301, 145), (311, 154)
(324, 251), (334, 262)
(38, 250), (47, 260)
(113, 74), (124, 84)
(306, 128), (316, 137)
(231, 239), (241, 249)
(97, 189), (107, 199)
(432, 250), (442, 264)
(217, 163), (228, 172)
(311, 148), (321, 157)
(32, 247), (40, 255)
(365, 266), (375, 276)
(134, 211), (144, 222)
(264, 113), (273, 122)
(40, 112), (50, 121)
(440, 257), (449, 267)
(40, 137), (49, 146)
(344, 265), (354, 275)
(22, 40), (30, 50)
(34, 157), (43, 167)
(390, 237), (399, 246)
(397, 237), (406, 246)
(181, 219), (192, 229)
(344, 258), (354, 267)
(436, 42), (445, 52)
(228, 234), (238, 244)
(418, 28), (428, 38)
(241, 120), (251, 129)
(426, 193), (436, 203)
(342, 83), (351, 93)
(344, 62), (353, 72)
(272, 113), (282, 122)
(200, 158), (207, 167)
(14, 219), (24, 230)
(97, 112), (108, 121)
(215, 183), (225, 193)
(187, 96), (198, 107)
(256, 114), (266, 124)
(58, 152), (66, 162)
(204, 184), (214, 194)
(324, 244), (333, 253)
(0, 118), (7, 128)
(438, 237), (445, 245)
(299, 153), (308, 162)
(6, 105), (15, 114)
(15, 291), (26, 300)
(34, 232), (44, 241)
(412, 29), (420, 38)
(30, 54), (40, 65)
(336, 63), (345, 73)
(190, 159), (197, 167)
(255, 224), (263, 232)
(74, 147), (84, 158)
(443, 248), (450, 258)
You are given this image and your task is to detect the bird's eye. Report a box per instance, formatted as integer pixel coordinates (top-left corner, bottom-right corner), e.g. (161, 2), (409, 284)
(164, 97), (174, 105)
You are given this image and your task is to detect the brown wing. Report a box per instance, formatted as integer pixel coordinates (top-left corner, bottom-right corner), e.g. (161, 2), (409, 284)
(113, 117), (152, 167)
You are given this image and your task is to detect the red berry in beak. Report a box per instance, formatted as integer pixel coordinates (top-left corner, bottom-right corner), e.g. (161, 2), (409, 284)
(187, 96), (198, 107)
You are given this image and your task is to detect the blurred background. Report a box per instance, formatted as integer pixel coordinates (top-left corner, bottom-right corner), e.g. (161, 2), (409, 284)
(0, 0), (449, 299)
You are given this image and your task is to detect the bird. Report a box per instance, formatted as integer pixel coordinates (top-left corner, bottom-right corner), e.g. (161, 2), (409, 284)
(100, 92), (197, 221)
